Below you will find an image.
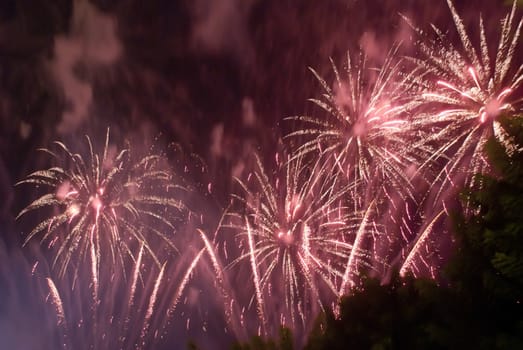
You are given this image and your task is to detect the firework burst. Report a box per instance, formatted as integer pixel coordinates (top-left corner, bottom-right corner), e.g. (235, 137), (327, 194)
(17, 130), (186, 297)
(393, 0), (523, 278)
(286, 46), (426, 207)
(407, 0), (523, 198)
(224, 151), (381, 334)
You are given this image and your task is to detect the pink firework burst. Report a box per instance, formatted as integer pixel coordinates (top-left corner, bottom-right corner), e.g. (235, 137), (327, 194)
(17, 130), (187, 298)
(224, 151), (381, 334)
(286, 46), (427, 208)
(407, 0), (523, 197)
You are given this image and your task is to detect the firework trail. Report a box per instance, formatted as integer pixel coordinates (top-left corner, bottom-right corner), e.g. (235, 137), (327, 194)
(196, 228), (246, 339)
(398, 209), (446, 277)
(17, 129), (186, 298)
(286, 46), (427, 208)
(139, 262), (166, 347)
(224, 151), (382, 335)
(338, 198), (376, 296)
(161, 249), (204, 328)
(46, 278), (66, 327)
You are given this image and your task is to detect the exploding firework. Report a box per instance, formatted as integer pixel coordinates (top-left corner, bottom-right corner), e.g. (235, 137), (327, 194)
(407, 0), (523, 198)
(286, 46), (427, 208)
(223, 151), (382, 335)
(17, 130), (187, 298)
(393, 0), (523, 278)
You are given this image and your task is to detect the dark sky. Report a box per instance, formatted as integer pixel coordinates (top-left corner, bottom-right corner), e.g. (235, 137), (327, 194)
(0, 0), (513, 348)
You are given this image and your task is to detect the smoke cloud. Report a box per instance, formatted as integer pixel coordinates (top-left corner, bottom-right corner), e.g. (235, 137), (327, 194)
(189, 0), (257, 65)
(49, 0), (121, 134)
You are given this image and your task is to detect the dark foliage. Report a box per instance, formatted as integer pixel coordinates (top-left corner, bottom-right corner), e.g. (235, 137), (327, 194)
(231, 327), (293, 350)
(449, 115), (523, 301)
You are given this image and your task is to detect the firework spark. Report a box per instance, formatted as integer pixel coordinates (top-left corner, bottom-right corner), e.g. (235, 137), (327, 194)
(224, 152), (381, 333)
(17, 129), (186, 297)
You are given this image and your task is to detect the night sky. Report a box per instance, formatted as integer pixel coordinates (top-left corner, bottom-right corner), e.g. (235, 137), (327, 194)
(0, 0), (515, 349)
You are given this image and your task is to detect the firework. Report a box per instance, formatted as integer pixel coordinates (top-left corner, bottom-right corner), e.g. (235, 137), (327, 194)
(40, 258), (174, 349)
(224, 152), (381, 334)
(286, 46), (426, 207)
(17, 129), (186, 297)
(391, 0), (523, 278)
(9, 1), (523, 346)
(407, 0), (523, 199)
(28, 231), (221, 350)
